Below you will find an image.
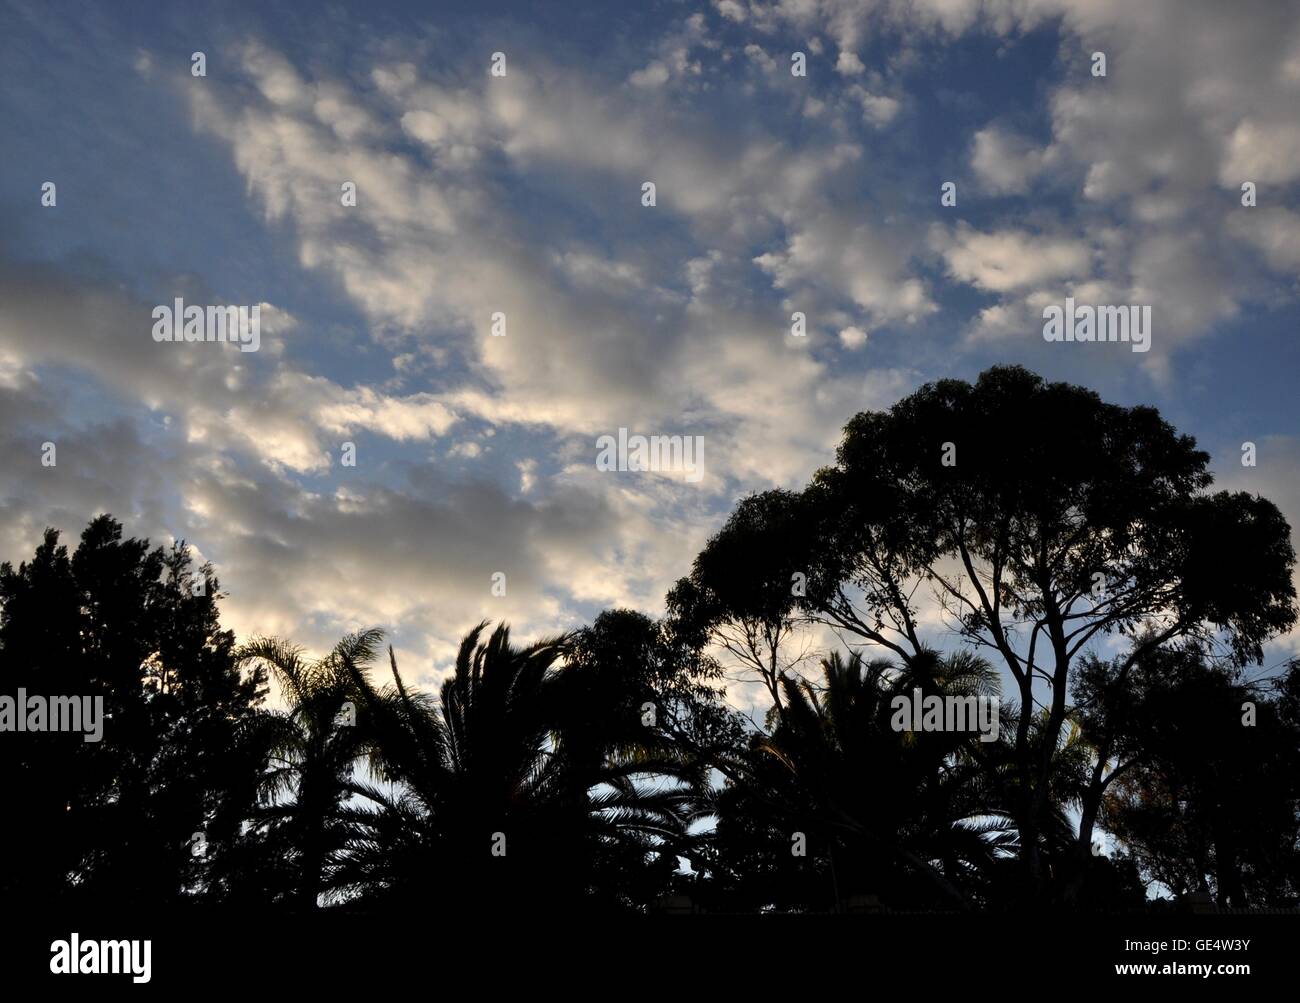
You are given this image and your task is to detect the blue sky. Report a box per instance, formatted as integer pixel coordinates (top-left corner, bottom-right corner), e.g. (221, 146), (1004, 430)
(2, 0), (1298, 700)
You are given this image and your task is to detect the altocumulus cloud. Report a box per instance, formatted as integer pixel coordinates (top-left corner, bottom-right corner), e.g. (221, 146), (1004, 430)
(1, 0), (1298, 697)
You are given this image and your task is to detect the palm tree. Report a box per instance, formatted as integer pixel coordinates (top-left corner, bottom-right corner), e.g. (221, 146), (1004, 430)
(708, 647), (1015, 911)
(232, 629), (383, 908)
(329, 622), (702, 912)
(971, 701), (1100, 906)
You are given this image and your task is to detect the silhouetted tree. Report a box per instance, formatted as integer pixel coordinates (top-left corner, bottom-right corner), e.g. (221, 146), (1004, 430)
(691, 366), (1297, 902)
(667, 491), (816, 716)
(703, 648), (1014, 911)
(231, 630), (382, 907)
(564, 608), (744, 774)
(0, 515), (266, 907)
(325, 622), (703, 912)
(1086, 648), (1300, 908)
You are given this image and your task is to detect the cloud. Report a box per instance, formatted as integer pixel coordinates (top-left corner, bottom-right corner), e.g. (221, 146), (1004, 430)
(839, 326), (868, 349)
(935, 224), (1090, 294)
(1220, 121), (1300, 187)
(970, 125), (1052, 193)
(849, 84), (899, 126)
(1228, 207), (1300, 275)
(3, 0), (1299, 712)
(756, 211), (935, 326)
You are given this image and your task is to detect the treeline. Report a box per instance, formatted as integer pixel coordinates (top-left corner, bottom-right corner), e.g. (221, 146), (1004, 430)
(2, 366), (1298, 914)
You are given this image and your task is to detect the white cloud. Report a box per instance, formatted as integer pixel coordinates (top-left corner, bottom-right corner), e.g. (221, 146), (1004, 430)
(935, 223), (1090, 294)
(1220, 120), (1300, 186)
(970, 125), (1051, 193)
(5, 0), (1300, 705)
(850, 85), (899, 126)
(839, 326), (868, 349)
(836, 50), (866, 75)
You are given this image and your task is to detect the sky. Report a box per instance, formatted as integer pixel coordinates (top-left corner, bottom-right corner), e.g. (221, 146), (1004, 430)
(1, 0), (1298, 702)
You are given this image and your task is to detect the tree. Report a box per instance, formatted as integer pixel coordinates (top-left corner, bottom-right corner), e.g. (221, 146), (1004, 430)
(694, 366), (1297, 901)
(1088, 649), (1300, 908)
(564, 608), (743, 772)
(231, 630), (380, 908)
(704, 648), (1015, 912)
(0, 515), (266, 906)
(666, 490), (817, 719)
(0, 525), (90, 904)
(328, 622), (703, 912)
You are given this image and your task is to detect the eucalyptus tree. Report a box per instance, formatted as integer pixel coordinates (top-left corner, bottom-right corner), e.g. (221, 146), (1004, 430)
(679, 366), (1297, 901)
